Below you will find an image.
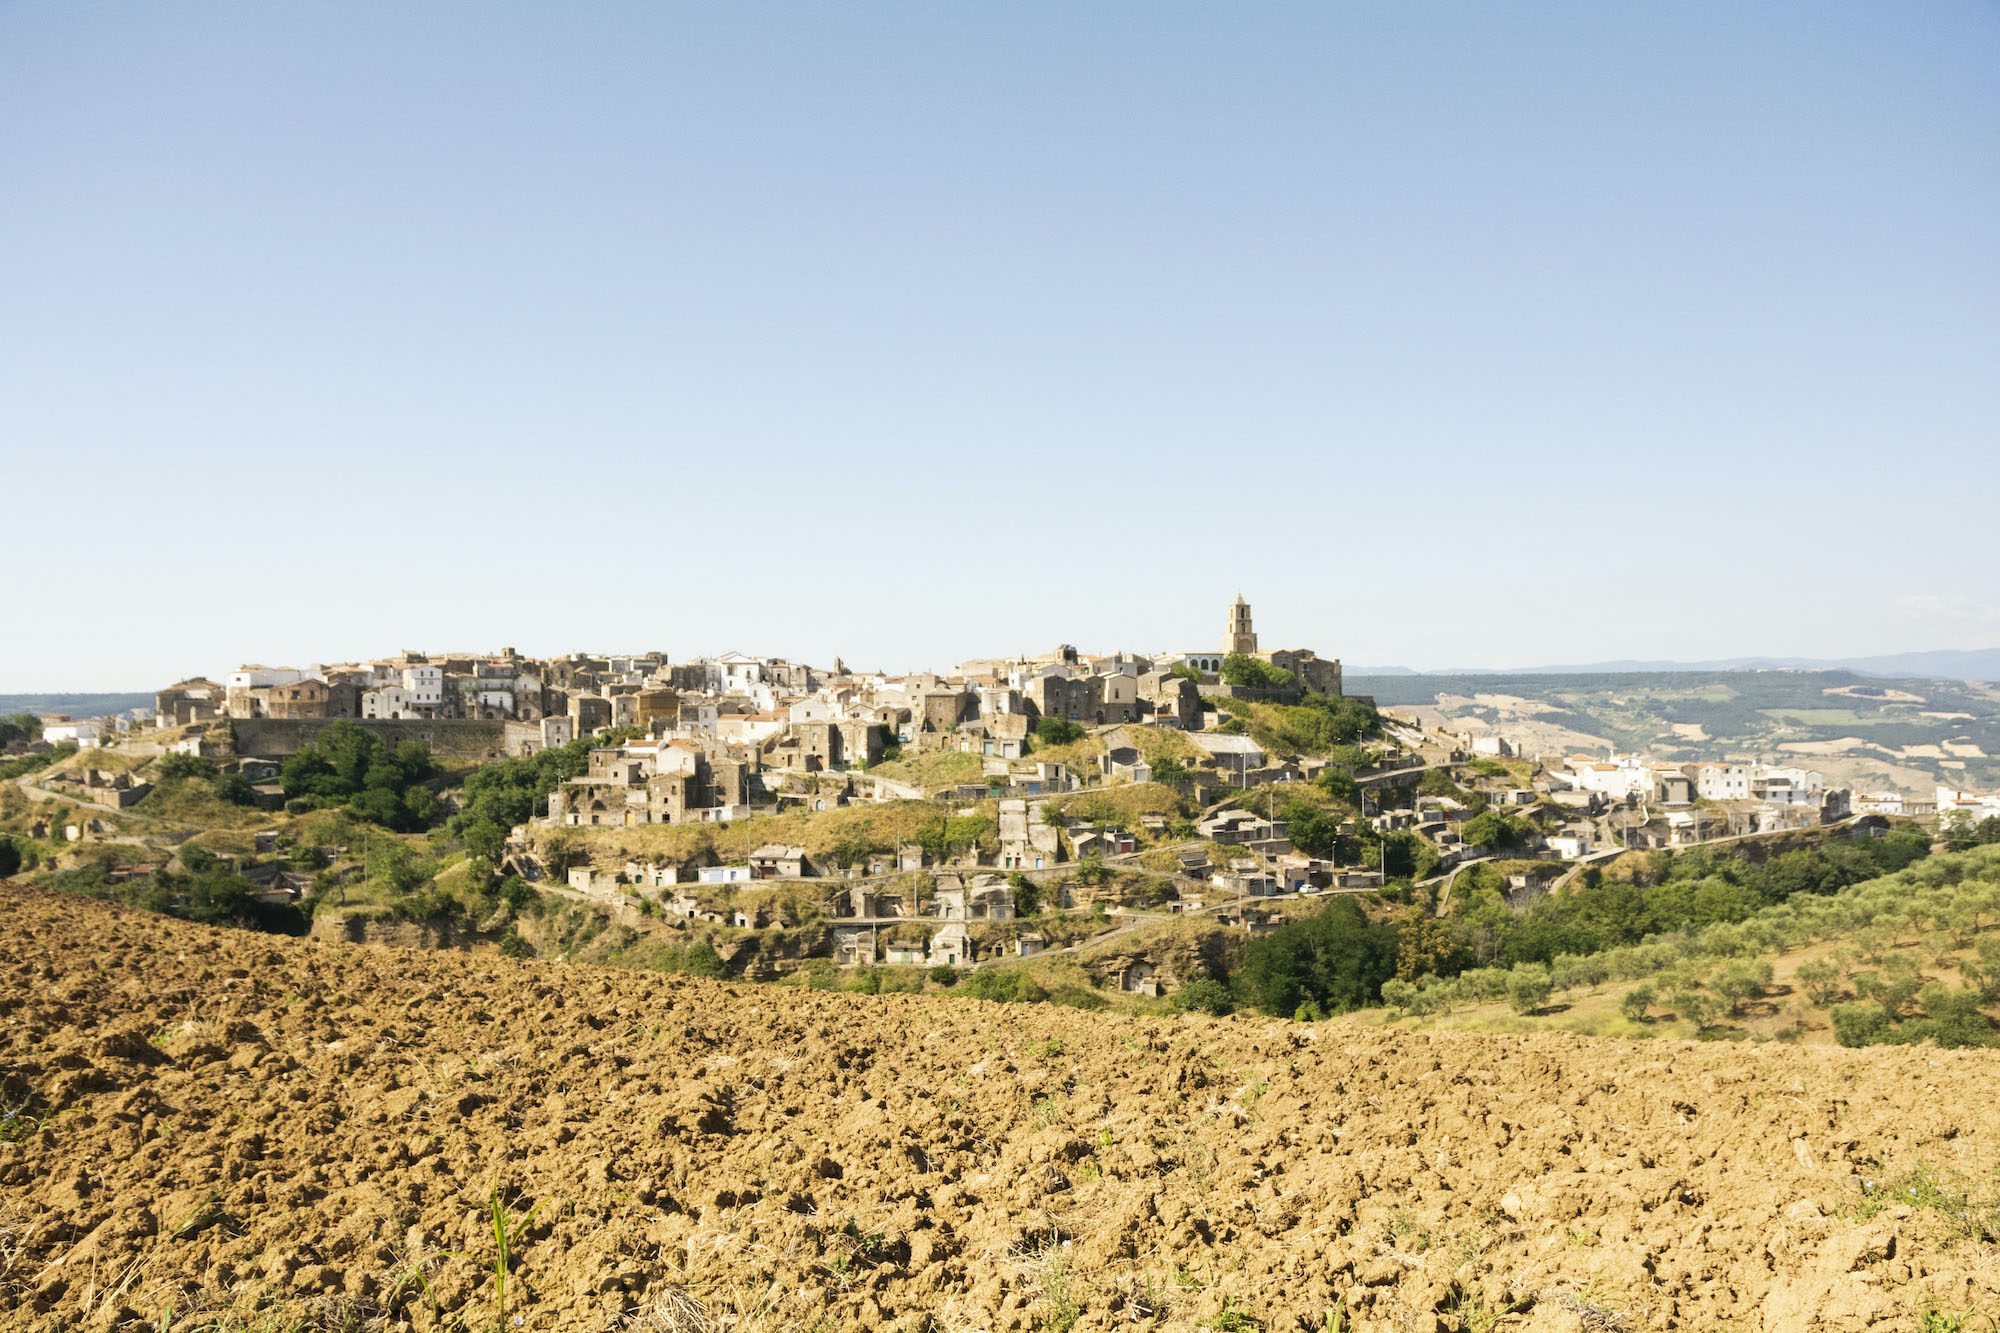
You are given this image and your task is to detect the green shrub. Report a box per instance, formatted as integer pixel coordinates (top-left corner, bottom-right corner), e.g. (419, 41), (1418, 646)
(1831, 1002), (1892, 1047)
(1506, 964), (1554, 1015)
(962, 968), (1047, 1004)
(1171, 978), (1234, 1016)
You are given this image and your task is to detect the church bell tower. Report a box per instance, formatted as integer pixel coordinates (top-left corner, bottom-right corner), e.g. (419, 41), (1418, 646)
(1225, 594), (1258, 655)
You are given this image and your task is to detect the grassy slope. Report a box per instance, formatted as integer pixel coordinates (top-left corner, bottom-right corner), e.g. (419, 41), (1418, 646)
(1364, 844), (2000, 1047)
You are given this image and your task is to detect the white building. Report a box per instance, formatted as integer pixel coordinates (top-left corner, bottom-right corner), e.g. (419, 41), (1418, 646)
(1751, 766), (1824, 807)
(1687, 762), (1752, 802)
(1938, 785), (2000, 827)
(361, 686), (413, 719)
(41, 717), (102, 748)
(1547, 831), (1595, 860)
(402, 666), (444, 710)
(1563, 755), (1655, 800)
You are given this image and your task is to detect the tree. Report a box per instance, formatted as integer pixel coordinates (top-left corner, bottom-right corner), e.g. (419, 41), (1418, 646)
(156, 753), (219, 783)
(1711, 960), (1771, 1014)
(1036, 716), (1086, 746)
(1233, 896), (1398, 1016)
(278, 721), (439, 831)
(1150, 755), (1189, 788)
(1908, 984), (1998, 1049)
(0, 713), (42, 748)
(1171, 979), (1234, 1015)
(211, 772), (259, 806)
(1008, 871), (1043, 917)
(1673, 985), (1723, 1032)
(1619, 983), (1656, 1023)
(0, 836), (20, 879)
(1220, 654), (1294, 690)
(1794, 959), (1843, 1005)
(1462, 810), (1528, 851)
(1394, 910), (1459, 982)
(1379, 977), (1418, 1014)
(1830, 1002), (1891, 1047)
(1506, 965), (1554, 1015)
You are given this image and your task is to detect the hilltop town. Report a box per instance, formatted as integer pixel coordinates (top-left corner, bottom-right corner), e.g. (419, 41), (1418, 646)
(8, 597), (1994, 1005)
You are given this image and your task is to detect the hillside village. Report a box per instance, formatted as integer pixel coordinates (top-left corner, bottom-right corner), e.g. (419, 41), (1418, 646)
(8, 597), (1990, 1004)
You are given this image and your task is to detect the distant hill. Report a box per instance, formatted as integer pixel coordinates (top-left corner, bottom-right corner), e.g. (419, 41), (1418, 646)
(1353, 648), (2000, 682)
(1349, 667), (2000, 791)
(0, 693), (155, 719)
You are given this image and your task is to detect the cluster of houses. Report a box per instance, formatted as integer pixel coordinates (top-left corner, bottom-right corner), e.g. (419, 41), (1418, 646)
(1932, 784), (2000, 828)
(17, 710), (156, 751)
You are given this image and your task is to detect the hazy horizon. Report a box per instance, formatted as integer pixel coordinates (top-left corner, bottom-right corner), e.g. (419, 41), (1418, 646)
(5, 3), (1996, 690)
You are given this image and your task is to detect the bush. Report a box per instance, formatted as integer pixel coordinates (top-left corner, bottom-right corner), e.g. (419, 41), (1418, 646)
(928, 965), (959, 987)
(1673, 985), (1723, 1031)
(1035, 716), (1086, 746)
(1221, 654), (1293, 690)
(1171, 978), (1234, 1016)
(1506, 965), (1554, 1016)
(497, 929), (532, 958)
(1831, 1002), (1892, 1048)
(961, 968), (1047, 1004)
(1048, 984), (1109, 1011)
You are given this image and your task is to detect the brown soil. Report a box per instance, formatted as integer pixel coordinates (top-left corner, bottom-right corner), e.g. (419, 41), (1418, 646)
(2, 884), (1997, 1333)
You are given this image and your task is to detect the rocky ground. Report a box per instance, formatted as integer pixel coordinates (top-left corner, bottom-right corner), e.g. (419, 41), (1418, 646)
(1, 883), (1996, 1333)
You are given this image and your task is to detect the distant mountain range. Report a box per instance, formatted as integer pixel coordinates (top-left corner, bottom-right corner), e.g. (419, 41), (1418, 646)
(1350, 648), (2000, 683)
(0, 693), (156, 719)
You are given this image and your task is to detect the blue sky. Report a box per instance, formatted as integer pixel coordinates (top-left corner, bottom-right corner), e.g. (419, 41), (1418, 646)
(3, 3), (1996, 689)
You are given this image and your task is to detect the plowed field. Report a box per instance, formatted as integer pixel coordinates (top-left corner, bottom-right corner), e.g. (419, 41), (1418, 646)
(2, 885), (1996, 1332)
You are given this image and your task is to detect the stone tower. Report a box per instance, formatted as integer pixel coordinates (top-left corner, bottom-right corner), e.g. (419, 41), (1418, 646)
(1225, 594), (1258, 655)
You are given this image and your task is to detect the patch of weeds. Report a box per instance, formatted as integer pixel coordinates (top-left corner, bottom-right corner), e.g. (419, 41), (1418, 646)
(168, 1191), (237, 1240)
(822, 1216), (888, 1285)
(1854, 1166), (2000, 1244)
(1439, 1285), (1531, 1333)
(1032, 1096), (1062, 1129)
(1025, 1036), (1066, 1060)
(1208, 1297), (1260, 1331)
(1387, 1208), (1432, 1253)
(1038, 1255), (1081, 1332)
(1915, 1309), (2000, 1333)
(1173, 1264), (1203, 1292)
(0, 1087), (40, 1144)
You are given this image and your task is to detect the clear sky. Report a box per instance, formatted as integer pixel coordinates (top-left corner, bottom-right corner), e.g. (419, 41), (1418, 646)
(3, 3), (1996, 690)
